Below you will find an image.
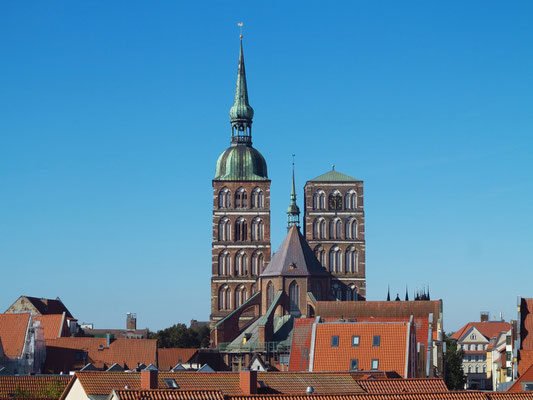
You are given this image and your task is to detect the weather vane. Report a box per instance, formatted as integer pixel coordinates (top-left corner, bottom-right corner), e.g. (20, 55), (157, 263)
(238, 22), (244, 39)
(292, 154), (296, 167)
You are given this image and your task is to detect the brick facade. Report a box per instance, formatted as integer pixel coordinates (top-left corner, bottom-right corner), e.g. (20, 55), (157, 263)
(303, 179), (366, 300)
(210, 180), (271, 326)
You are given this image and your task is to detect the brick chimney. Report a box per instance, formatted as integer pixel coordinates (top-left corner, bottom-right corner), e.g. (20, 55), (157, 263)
(127, 313), (137, 330)
(141, 370), (158, 390)
(239, 370), (257, 395)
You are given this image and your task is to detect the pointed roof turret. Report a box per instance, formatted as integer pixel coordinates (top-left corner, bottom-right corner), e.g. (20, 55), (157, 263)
(287, 157), (300, 230)
(405, 286), (409, 301)
(260, 225), (328, 278)
(387, 285), (391, 301)
(229, 38), (254, 144)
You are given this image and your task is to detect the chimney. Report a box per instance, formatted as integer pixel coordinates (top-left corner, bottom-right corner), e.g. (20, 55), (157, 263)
(239, 370), (257, 395)
(480, 312), (489, 322)
(141, 370), (158, 390)
(127, 313), (137, 330)
(106, 333), (111, 348)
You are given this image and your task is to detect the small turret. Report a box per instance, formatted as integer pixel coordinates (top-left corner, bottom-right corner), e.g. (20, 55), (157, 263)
(287, 157), (300, 230)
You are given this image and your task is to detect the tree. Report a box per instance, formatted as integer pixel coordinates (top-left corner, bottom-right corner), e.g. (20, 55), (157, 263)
(149, 323), (210, 348)
(444, 333), (466, 390)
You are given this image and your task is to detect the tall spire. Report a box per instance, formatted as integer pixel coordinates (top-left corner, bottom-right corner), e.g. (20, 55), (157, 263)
(229, 36), (254, 145)
(287, 155), (300, 230)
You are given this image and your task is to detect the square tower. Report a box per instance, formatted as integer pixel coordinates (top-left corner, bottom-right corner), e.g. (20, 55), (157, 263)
(304, 167), (366, 300)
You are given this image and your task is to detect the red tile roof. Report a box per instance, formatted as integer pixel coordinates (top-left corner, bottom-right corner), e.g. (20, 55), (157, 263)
(509, 363), (533, 392)
(227, 393), (533, 400)
(45, 337), (157, 372)
(65, 372), (365, 397)
(356, 378), (448, 393)
(0, 313), (31, 358)
(315, 301), (441, 322)
(311, 322), (412, 377)
(158, 349), (199, 371)
(519, 350), (533, 375)
(288, 318), (315, 371)
(0, 376), (71, 398)
(35, 314), (68, 340)
(113, 389), (224, 400)
(451, 322), (511, 341)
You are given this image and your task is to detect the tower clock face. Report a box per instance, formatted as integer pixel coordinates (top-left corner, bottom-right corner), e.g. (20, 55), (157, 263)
(329, 195), (342, 210)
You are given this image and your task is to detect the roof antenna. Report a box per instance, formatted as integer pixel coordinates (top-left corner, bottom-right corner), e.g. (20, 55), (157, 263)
(238, 22), (244, 39)
(332, 164), (335, 171)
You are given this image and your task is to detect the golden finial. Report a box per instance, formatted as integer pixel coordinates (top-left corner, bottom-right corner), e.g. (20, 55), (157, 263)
(238, 22), (243, 39)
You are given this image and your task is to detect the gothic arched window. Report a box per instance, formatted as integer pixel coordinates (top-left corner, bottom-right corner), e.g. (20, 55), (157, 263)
(345, 247), (358, 273)
(218, 187), (231, 208)
(235, 251), (248, 276)
(346, 284), (358, 301)
(251, 187), (264, 208)
(315, 218), (326, 239)
(235, 285), (247, 308)
(289, 281), (300, 314)
(266, 281), (275, 308)
(218, 251), (231, 275)
(235, 187), (247, 208)
(218, 217), (231, 241)
(319, 191), (326, 210)
(251, 283), (257, 295)
(331, 283), (343, 301)
(218, 285), (231, 310)
(345, 189), (357, 210)
(251, 252), (263, 276)
(345, 218), (358, 239)
(330, 218), (341, 239)
(251, 218), (264, 241)
(329, 246), (342, 273)
(235, 217), (247, 241)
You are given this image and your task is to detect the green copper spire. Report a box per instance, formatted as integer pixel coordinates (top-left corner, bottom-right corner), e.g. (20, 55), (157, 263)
(229, 38), (254, 145)
(287, 156), (300, 230)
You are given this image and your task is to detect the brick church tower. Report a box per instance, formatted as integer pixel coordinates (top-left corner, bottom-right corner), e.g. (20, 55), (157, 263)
(304, 167), (366, 300)
(210, 39), (271, 327)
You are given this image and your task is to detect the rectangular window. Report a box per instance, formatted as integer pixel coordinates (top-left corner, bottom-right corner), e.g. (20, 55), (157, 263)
(373, 335), (380, 347)
(350, 359), (358, 371)
(331, 335), (339, 347)
(371, 359), (379, 370)
(507, 351), (512, 361)
(352, 335), (360, 347)
(507, 367), (512, 377)
(506, 335), (512, 345)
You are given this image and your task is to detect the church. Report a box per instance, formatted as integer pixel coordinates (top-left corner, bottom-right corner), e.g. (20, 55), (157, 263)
(210, 37), (366, 337)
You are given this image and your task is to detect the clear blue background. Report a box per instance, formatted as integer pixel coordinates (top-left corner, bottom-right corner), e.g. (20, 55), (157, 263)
(1, 1), (532, 333)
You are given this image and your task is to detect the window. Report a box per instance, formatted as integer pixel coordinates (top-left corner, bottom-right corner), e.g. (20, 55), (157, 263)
(524, 383), (533, 391)
(235, 217), (247, 241)
(475, 365), (479, 373)
(235, 251), (248, 276)
(218, 217), (231, 241)
(163, 378), (179, 389)
(352, 336), (360, 347)
(331, 283), (342, 301)
(329, 247), (342, 273)
(507, 351), (512, 361)
(218, 188), (231, 208)
(346, 285), (358, 301)
(251, 218), (264, 241)
(483, 365), (486, 373)
(331, 335), (339, 347)
(218, 251), (231, 275)
(329, 218), (342, 239)
(345, 247), (358, 273)
(235, 285), (247, 308)
(507, 367), (512, 377)
(266, 281), (275, 308)
(289, 281), (300, 315)
(507, 335), (512, 345)
(345, 190), (357, 210)
(314, 218), (326, 239)
(345, 218), (358, 240)
(218, 285), (231, 310)
(350, 359), (359, 371)
(468, 366), (472, 373)
(470, 334), (476, 340)
(235, 187), (247, 208)
(373, 335), (381, 347)
(251, 252), (263, 276)
(371, 359), (379, 370)
(251, 187), (264, 208)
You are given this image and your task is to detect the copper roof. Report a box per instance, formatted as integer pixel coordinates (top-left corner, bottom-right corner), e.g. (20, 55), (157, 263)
(0, 313), (31, 358)
(260, 225), (328, 277)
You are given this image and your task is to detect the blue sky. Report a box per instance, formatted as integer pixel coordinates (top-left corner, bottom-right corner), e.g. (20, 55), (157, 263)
(1, 1), (532, 332)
